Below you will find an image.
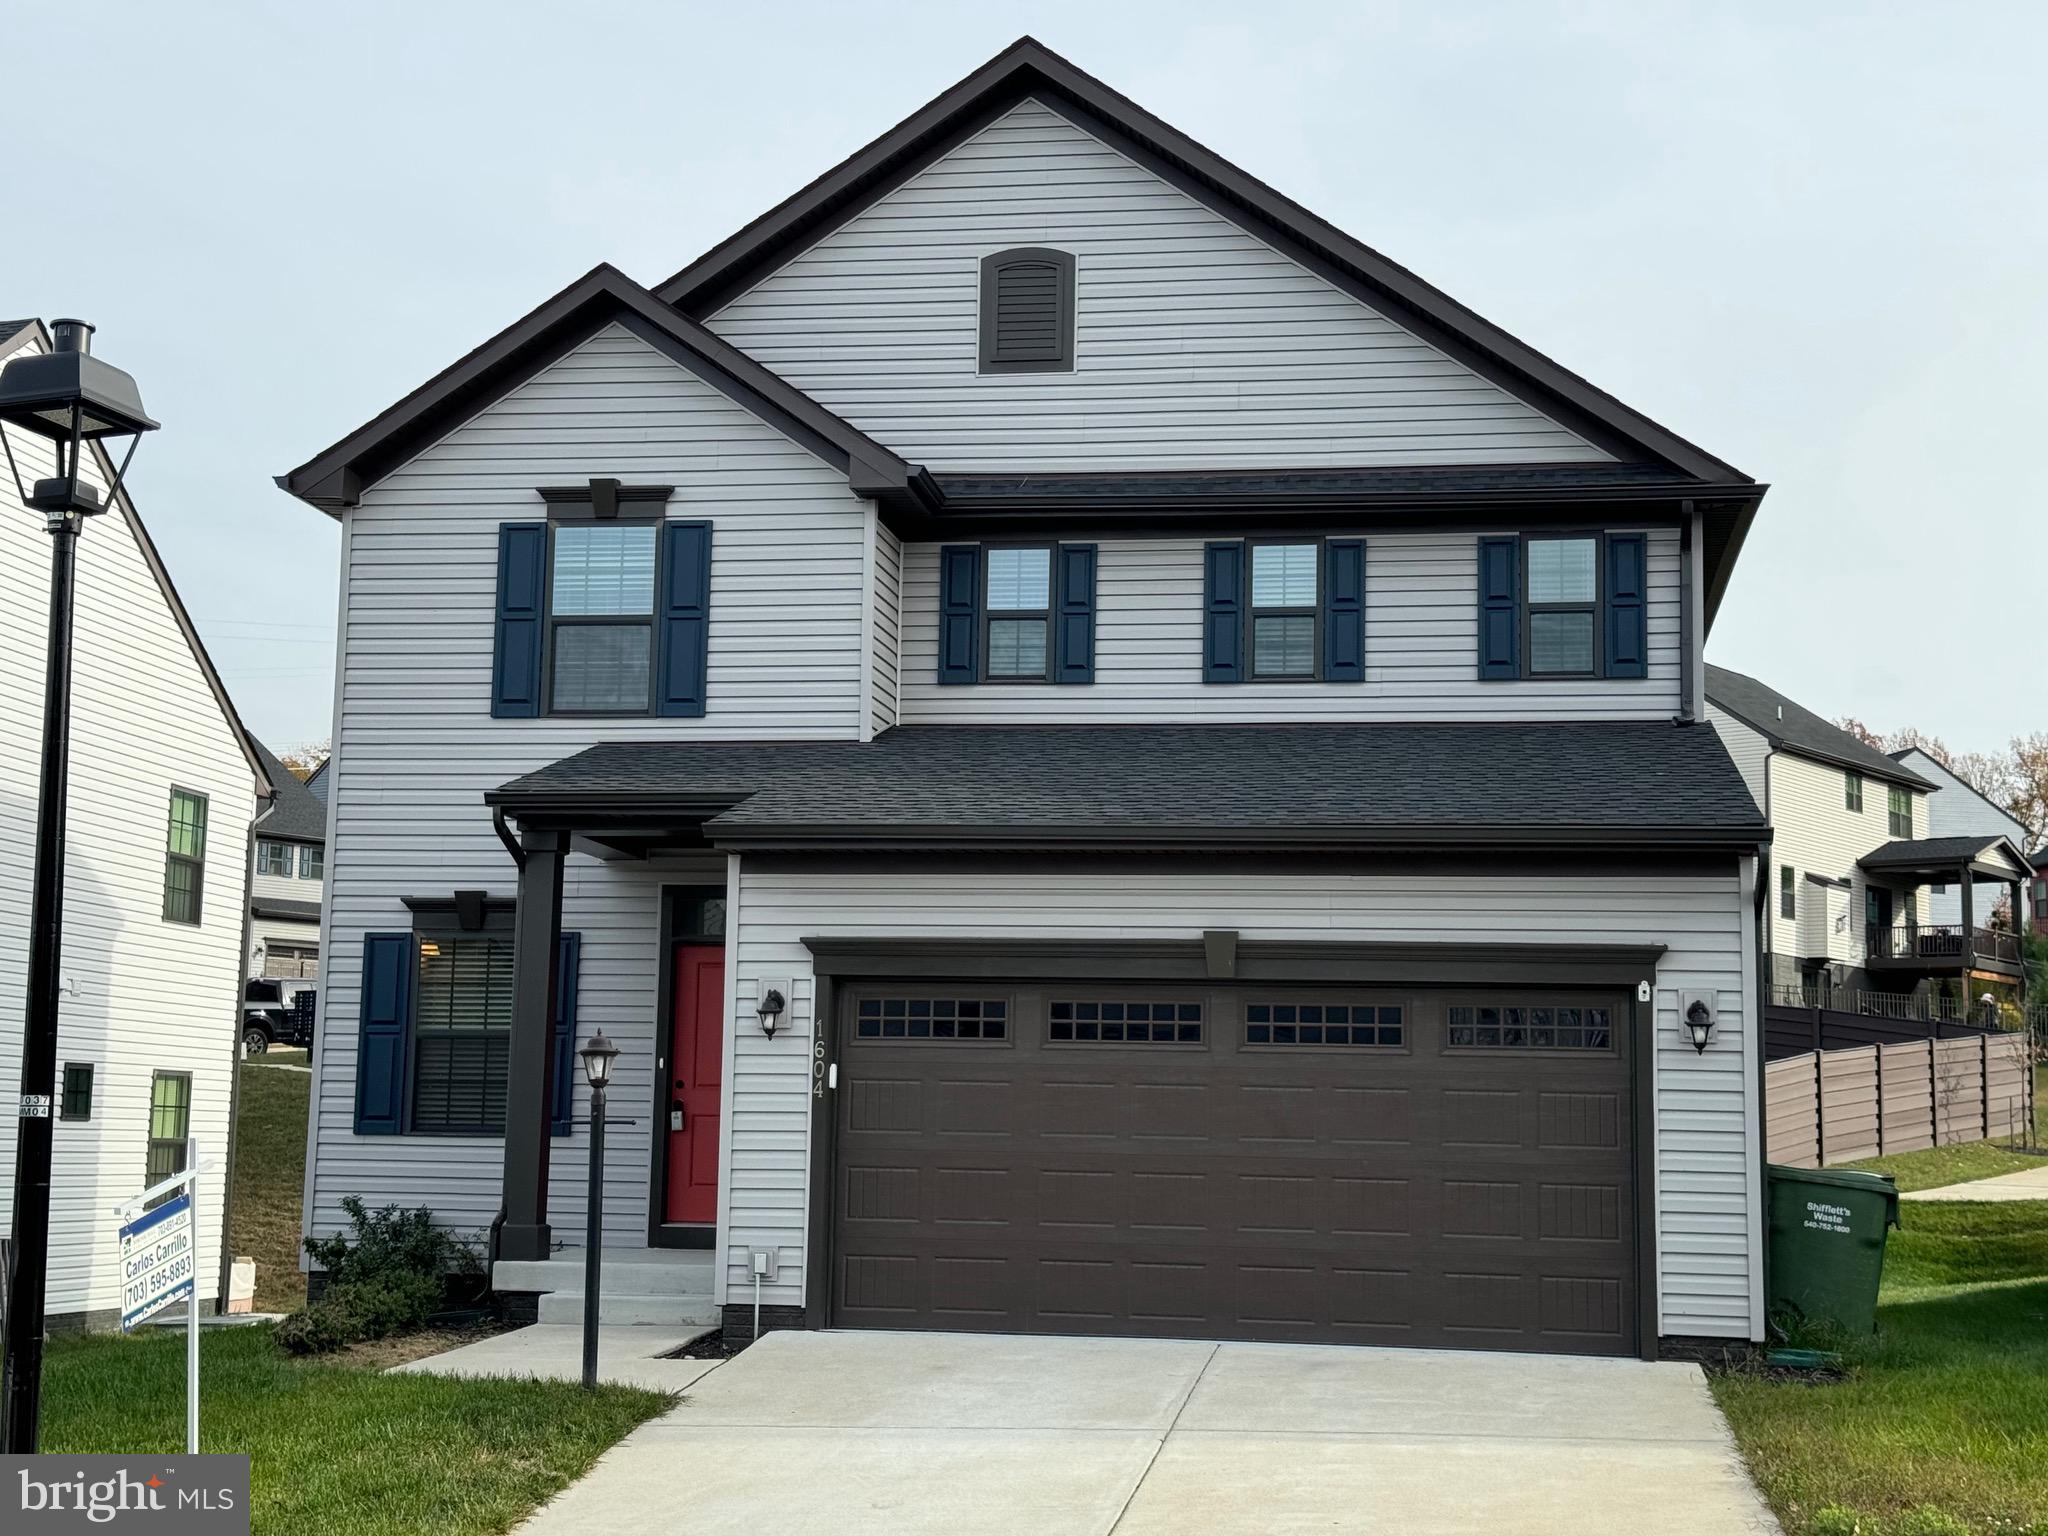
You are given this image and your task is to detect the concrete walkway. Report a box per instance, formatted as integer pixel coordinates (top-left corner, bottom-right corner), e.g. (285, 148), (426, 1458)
(390, 1323), (719, 1393)
(513, 1330), (1780, 1535)
(1902, 1161), (2048, 1202)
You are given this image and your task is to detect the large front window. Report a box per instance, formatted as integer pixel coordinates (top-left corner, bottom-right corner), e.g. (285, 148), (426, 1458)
(983, 546), (1051, 680)
(410, 936), (516, 1134)
(549, 522), (657, 712)
(1250, 542), (1317, 678)
(1525, 537), (1598, 675)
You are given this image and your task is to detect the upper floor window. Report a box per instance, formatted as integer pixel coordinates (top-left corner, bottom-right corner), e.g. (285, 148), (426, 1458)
(549, 522), (658, 713)
(1250, 542), (1318, 679)
(299, 845), (324, 880)
(490, 486), (707, 722)
(1844, 771), (1863, 813)
(162, 788), (207, 926)
(978, 248), (1076, 373)
(984, 546), (1051, 680)
(1524, 536), (1598, 676)
(1887, 785), (1912, 838)
(1476, 532), (1646, 682)
(1780, 864), (1796, 920)
(256, 839), (294, 878)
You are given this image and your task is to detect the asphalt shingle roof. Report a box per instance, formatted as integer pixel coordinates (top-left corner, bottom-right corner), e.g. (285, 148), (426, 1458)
(1859, 836), (2030, 871)
(492, 722), (1768, 847)
(252, 740), (328, 843)
(251, 896), (322, 922)
(1705, 665), (1935, 790)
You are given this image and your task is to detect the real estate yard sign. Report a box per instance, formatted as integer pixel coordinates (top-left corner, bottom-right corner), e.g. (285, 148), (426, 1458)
(119, 1194), (195, 1331)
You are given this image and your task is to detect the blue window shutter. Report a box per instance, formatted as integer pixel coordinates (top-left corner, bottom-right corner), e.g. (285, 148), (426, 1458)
(1203, 542), (1246, 684)
(1053, 544), (1096, 684)
(1603, 532), (1648, 679)
(354, 933), (413, 1135)
(549, 932), (582, 1138)
(655, 521), (712, 717)
(1476, 536), (1520, 681)
(491, 523), (546, 718)
(938, 545), (980, 685)
(1323, 539), (1365, 683)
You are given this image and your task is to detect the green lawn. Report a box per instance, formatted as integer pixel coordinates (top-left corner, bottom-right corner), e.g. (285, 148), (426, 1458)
(43, 1326), (670, 1536)
(1841, 1066), (2047, 1193)
(1713, 1199), (2048, 1536)
(227, 1061), (312, 1312)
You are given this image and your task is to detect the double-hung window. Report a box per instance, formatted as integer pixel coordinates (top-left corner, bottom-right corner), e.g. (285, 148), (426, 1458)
(548, 521), (658, 713)
(299, 845), (324, 880)
(984, 546), (1051, 681)
(1249, 542), (1318, 679)
(410, 933), (517, 1135)
(1844, 771), (1863, 812)
(1887, 786), (1912, 838)
(162, 788), (207, 925)
(256, 839), (293, 878)
(1780, 865), (1797, 920)
(145, 1071), (191, 1207)
(1524, 536), (1599, 676)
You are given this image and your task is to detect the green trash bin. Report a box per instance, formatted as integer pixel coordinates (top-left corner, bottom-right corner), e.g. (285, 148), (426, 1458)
(1766, 1164), (1901, 1335)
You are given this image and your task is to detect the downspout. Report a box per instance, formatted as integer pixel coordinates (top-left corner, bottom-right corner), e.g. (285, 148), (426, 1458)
(216, 788), (277, 1311)
(485, 807), (526, 1266)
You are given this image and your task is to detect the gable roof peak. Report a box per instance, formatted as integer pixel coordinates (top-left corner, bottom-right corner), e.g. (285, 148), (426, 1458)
(1705, 663), (1935, 791)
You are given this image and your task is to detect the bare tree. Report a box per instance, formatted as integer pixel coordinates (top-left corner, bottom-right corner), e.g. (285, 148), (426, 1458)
(278, 740), (330, 782)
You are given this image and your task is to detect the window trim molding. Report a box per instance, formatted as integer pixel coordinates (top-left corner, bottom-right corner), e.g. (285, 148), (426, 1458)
(977, 246), (1077, 374)
(1519, 530), (1604, 680)
(1245, 536), (1325, 683)
(162, 786), (208, 927)
(979, 540), (1055, 684)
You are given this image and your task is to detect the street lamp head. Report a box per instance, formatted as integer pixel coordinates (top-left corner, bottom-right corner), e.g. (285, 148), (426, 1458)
(578, 1030), (620, 1091)
(0, 319), (158, 518)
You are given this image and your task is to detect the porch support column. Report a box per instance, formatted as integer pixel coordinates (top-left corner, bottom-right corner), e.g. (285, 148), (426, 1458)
(499, 828), (567, 1264)
(1959, 870), (1975, 982)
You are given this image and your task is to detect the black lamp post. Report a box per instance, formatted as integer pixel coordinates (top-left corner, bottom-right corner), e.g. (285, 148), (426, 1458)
(577, 1030), (620, 1392)
(0, 320), (157, 1454)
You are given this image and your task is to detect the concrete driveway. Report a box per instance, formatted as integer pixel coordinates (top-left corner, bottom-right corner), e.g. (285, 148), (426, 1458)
(518, 1330), (1779, 1535)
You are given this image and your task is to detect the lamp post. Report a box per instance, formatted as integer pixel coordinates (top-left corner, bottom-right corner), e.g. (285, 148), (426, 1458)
(577, 1030), (620, 1392)
(0, 320), (157, 1453)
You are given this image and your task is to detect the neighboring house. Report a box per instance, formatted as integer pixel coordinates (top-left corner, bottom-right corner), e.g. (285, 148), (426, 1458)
(248, 739), (327, 996)
(302, 753), (330, 808)
(1892, 747), (2033, 935)
(1, 318), (267, 1323)
(1707, 665), (2031, 1001)
(280, 39), (1777, 1361)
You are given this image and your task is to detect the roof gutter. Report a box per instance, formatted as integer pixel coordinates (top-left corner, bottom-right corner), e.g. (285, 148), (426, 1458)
(704, 820), (1774, 855)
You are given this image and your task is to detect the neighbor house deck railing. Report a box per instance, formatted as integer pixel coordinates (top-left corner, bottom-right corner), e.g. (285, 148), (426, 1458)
(1769, 984), (2041, 1032)
(1865, 922), (2022, 966)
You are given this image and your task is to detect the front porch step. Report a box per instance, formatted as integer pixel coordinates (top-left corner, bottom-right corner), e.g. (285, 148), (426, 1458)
(535, 1290), (721, 1327)
(492, 1250), (715, 1298)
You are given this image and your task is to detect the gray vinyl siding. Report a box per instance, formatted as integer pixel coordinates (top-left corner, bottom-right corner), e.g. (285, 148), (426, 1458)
(1706, 704), (1769, 817)
(900, 529), (1682, 722)
(707, 97), (1610, 474)
(730, 860), (1761, 1340)
(0, 327), (251, 1318)
(869, 518), (902, 735)
(305, 322), (871, 1253)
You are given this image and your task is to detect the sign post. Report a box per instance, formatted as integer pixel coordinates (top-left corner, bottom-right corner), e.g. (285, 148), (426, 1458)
(114, 1135), (206, 1454)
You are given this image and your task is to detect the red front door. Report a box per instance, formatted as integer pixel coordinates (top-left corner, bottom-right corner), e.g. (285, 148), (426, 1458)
(666, 944), (725, 1225)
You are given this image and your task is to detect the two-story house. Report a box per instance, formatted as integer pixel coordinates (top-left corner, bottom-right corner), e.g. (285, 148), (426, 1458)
(1892, 747), (2034, 943)
(281, 40), (1775, 1361)
(2, 317), (266, 1324)
(242, 740), (327, 1051)
(1707, 665), (2030, 1009)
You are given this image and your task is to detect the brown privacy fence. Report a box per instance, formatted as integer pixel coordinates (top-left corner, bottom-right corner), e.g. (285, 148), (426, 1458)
(1765, 1033), (2036, 1167)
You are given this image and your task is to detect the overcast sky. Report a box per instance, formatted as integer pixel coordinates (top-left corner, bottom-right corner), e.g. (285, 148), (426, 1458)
(6, 2), (2040, 754)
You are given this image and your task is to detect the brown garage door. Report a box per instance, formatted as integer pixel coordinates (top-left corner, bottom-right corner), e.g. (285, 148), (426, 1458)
(831, 981), (1638, 1355)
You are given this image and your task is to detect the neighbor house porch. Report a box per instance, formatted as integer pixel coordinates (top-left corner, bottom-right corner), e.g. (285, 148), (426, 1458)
(1858, 835), (2033, 990)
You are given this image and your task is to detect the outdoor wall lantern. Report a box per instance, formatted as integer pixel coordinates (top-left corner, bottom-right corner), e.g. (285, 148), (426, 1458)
(757, 987), (788, 1038)
(1, 320), (158, 1454)
(1682, 994), (1717, 1054)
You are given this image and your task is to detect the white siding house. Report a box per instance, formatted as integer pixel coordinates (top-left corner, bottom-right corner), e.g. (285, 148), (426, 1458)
(283, 42), (1772, 1359)
(0, 319), (263, 1323)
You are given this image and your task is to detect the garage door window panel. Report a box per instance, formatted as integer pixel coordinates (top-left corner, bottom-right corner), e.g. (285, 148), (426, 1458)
(853, 996), (1009, 1042)
(1244, 1001), (1405, 1048)
(1446, 1003), (1614, 1051)
(1048, 999), (1204, 1045)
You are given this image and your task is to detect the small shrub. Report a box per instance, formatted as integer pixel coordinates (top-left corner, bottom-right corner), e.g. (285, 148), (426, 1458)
(277, 1197), (480, 1356)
